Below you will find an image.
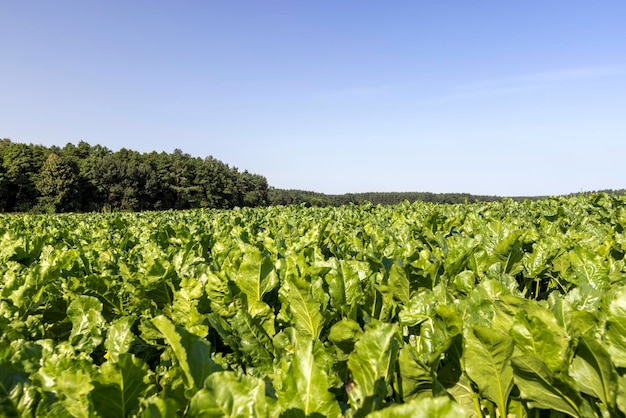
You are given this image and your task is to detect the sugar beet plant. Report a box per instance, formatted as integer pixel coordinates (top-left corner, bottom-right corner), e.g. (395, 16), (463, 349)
(1, 194), (626, 417)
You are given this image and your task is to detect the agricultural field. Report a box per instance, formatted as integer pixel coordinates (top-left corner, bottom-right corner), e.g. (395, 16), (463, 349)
(1, 195), (626, 417)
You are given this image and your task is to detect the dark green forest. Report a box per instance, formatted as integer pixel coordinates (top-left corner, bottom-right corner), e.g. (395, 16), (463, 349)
(0, 139), (268, 212)
(1, 139), (622, 213)
(268, 189), (504, 206)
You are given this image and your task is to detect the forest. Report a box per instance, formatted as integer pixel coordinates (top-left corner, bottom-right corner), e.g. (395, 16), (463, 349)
(1, 139), (623, 213)
(0, 139), (269, 213)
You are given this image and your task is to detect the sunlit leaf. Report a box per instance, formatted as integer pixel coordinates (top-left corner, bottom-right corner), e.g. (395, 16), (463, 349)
(464, 326), (514, 416)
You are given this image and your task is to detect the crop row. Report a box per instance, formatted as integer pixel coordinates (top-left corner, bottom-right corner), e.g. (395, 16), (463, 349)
(1, 195), (626, 416)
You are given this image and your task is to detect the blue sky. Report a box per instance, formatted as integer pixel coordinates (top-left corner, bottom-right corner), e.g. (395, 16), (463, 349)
(1, 1), (625, 196)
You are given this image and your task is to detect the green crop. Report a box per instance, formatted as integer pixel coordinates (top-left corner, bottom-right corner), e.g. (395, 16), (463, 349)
(1, 195), (626, 417)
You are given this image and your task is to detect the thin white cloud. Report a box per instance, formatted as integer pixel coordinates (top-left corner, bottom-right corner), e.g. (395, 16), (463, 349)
(305, 64), (626, 104)
(438, 64), (626, 102)
(309, 83), (405, 101)
(438, 83), (550, 102)
(514, 65), (626, 83)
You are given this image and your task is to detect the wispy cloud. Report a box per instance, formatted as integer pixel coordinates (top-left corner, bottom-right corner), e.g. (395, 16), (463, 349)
(304, 64), (626, 104)
(309, 83), (406, 101)
(438, 64), (626, 102)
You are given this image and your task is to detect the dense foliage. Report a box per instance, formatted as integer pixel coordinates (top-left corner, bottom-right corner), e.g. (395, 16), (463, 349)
(0, 139), (269, 213)
(268, 189), (626, 207)
(2, 194), (626, 416)
(3, 139), (624, 213)
(268, 189), (506, 207)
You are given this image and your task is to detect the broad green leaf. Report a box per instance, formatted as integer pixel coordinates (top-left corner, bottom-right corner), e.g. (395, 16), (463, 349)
(166, 277), (211, 337)
(30, 341), (95, 396)
(605, 287), (626, 368)
(367, 396), (465, 418)
(522, 239), (557, 278)
(618, 375), (626, 415)
(397, 345), (435, 401)
(35, 402), (75, 417)
(452, 270), (475, 295)
(362, 278), (398, 323)
(92, 354), (154, 417)
(490, 229), (524, 274)
(491, 295), (528, 335)
(105, 316), (136, 361)
(549, 290), (573, 329)
(411, 308), (458, 367)
(328, 318), (362, 357)
(230, 309), (275, 374)
(464, 325), (514, 416)
(509, 309), (569, 372)
(206, 312), (240, 356)
(398, 289), (436, 327)
(310, 275), (331, 314)
(205, 271), (236, 317)
(506, 399), (528, 418)
(274, 340), (342, 417)
(570, 335), (618, 410)
(549, 292), (601, 337)
(436, 335), (479, 417)
(248, 299), (278, 339)
(442, 235), (479, 278)
(152, 315), (220, 391)
(347, 322), (400, 412)
(568, 247), (612, 292)
(388, 261), (410, 305)
(326, 259), (365, 320)
(564, 284), (604, 312)
(138, 258), (174, 309)
(570, 311), (600, 337)
(142, 396), (179, 418)
(511, 354), (588, 417)
(8, 340), (45, 375)
(67, 295), (105, 354)
(0, 357), (36, 418)
(282, 277), (324, 339)
(189, 372), (271, 418)
(55, 369), (94, 418)
(235, 247), (278, 304)
(231, 245), (278, 331)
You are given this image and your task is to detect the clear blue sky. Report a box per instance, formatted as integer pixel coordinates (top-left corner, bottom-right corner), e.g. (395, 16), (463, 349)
(2, 1), (625, 196)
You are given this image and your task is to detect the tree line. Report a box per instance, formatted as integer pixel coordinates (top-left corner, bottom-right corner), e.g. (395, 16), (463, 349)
(268, 189), (510, 207)
(269, 189), (626, 206)
(3, 139), (622, 213)
(0, 139), (268, 213)
(267, 189), (504, 206)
